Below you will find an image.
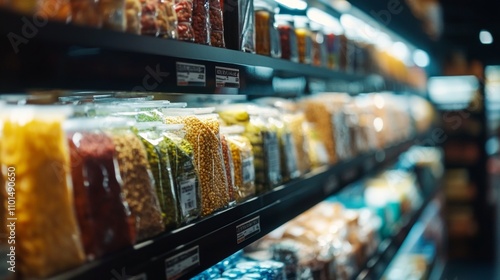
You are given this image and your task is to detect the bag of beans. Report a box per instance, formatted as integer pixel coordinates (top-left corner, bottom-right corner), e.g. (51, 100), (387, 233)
(192, 0), (210, 44)
(161, 124), (201, 224)
(134, 122), (180, 229)
(220, 125), (256, 202)
(174, 0), (195, 41)
(164, 108), (230, 216)
(261, 108), (300, 182)
(217, 104), (282, 194)
(209, 0), (225, 47)
(157, 0), (178, 38)
(1, 106), (86, 278)
(254, 97), (312, 176)
(64, 118), (136, 259)
(104, 118), (165, 241)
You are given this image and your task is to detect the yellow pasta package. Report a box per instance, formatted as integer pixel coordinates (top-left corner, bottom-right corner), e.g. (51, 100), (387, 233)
(0, 106), (85, 278)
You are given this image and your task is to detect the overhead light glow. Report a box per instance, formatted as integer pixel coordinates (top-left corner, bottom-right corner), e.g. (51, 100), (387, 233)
(331, 0), (351, 12)
(480, 30), (493, 44)
(413, 49), (430, 68)
(391, 41), (409, 62)
(307, 8), (343, 34)
(275, 0), (307, 10)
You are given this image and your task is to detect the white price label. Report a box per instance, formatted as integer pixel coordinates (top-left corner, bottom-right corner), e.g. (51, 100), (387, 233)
(264, 132), (280, 184)
(176, 62), (206, 86)
(236, 216), (261, 244)
(242, 157), (255, 184)
(165, 246), (200, 280)
(215, 66), (240, 88)
(180, 178), (197, 215)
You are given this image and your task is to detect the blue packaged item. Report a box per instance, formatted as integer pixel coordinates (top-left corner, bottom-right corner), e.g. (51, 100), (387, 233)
(222, 268), (246, 279)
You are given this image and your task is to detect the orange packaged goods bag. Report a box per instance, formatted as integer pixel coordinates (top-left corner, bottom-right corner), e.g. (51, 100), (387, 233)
(0, 106), (85, 278)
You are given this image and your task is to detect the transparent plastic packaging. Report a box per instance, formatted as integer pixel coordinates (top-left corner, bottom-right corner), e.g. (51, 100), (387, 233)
(140, 0), (159, 36)
(64, 118), (136, 260)
(99, 0), (127, 31)
(175, 0), (195, 41)
(254, 0), (280, 57)
(161, 124), (201, 224)
(209, 0), (225, 47)
(264, 109), (299, 182)
(217, 105), (282, 193)
(324, 27), (339, 69)
(222, 0), (255, 52)
(294, 16), (312, 64)
(158, 0), (178, 38)
(125, 0), (142, 34)
(221, 134), (236, 204)
(36, 0), (71, 21)
(254, 97), (311, 175)
(0, 106), (86, 278)
(276, 14), (298, 62)
(10, 0), (37, 15)
(310, 22), (327, 67)
(221, 126), (256, 202)
(70, 0), (103, 27)
(106, 120), (165, 241)
(164, 110), (229, 216)
(134, 122), (180, 228)
(192, 0), (210, 44)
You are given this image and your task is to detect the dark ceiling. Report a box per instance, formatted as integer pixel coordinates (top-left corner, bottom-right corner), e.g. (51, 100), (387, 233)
(439, 0), (500, 64)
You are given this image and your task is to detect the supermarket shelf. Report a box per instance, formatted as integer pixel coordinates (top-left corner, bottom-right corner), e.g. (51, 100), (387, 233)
(0, 9), (419, 95)
(354, 181), (440, 280)
(46, 135), (425, 280)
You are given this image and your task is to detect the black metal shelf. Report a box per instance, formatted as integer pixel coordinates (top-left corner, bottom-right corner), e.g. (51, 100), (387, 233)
(354, 186), (440, 280)
(0, 9), (421, 95)
(44, 135), (425, 280)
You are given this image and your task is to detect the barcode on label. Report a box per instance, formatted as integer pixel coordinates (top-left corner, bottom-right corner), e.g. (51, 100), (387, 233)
(165, 246), (200, 280)
(180, 179), (197, 215)
(264, 132), (280, 183)
(242, 157), (255, 184)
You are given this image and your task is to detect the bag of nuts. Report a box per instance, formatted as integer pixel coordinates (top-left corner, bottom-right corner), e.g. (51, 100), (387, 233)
(104, 118), (165, 241)
(220, 125), (256, 202)
(174, 0), (195, 41)
(161, 124), (201, 224)
(217, 104), (282, 194)
(164, 108), (230, 217)
(134, 122), (180, 229)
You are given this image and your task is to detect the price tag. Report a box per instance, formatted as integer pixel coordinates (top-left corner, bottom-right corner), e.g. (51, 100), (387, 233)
(180, 178), (197, 216)
(176, 62), (206, 86)
(215, 66), (240, 88)
(236, 216), (261, 244)
(242, 157), (255, 184)
(165, 246), (200, 280)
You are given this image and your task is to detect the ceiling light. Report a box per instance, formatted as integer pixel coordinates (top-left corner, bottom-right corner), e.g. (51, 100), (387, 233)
(480, 30), (493, 45)
(275, 0), (307, 10)
(413, 49), (430, 68)
(307, 8), (343, 34)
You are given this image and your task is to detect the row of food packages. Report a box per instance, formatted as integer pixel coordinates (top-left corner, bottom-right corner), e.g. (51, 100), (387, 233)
(0, 0), (428, 88)
(0, 92), (424, 278)
(193, 166), (427, 280)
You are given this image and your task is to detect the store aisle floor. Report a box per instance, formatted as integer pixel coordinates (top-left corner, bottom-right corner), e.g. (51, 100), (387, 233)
(440, 261), (496, 280)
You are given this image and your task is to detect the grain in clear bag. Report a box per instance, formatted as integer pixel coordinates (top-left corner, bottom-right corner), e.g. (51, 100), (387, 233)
(217, 105), (282, 193)
(134, 122), (180, 229)
(0, 106), (86, 278)
(221, 125), (256, 202)
(164, 109), (229, 216)
(161, 124), (201, 224)
(104, 118), (165, 241)
(64, 118), (136, 259)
